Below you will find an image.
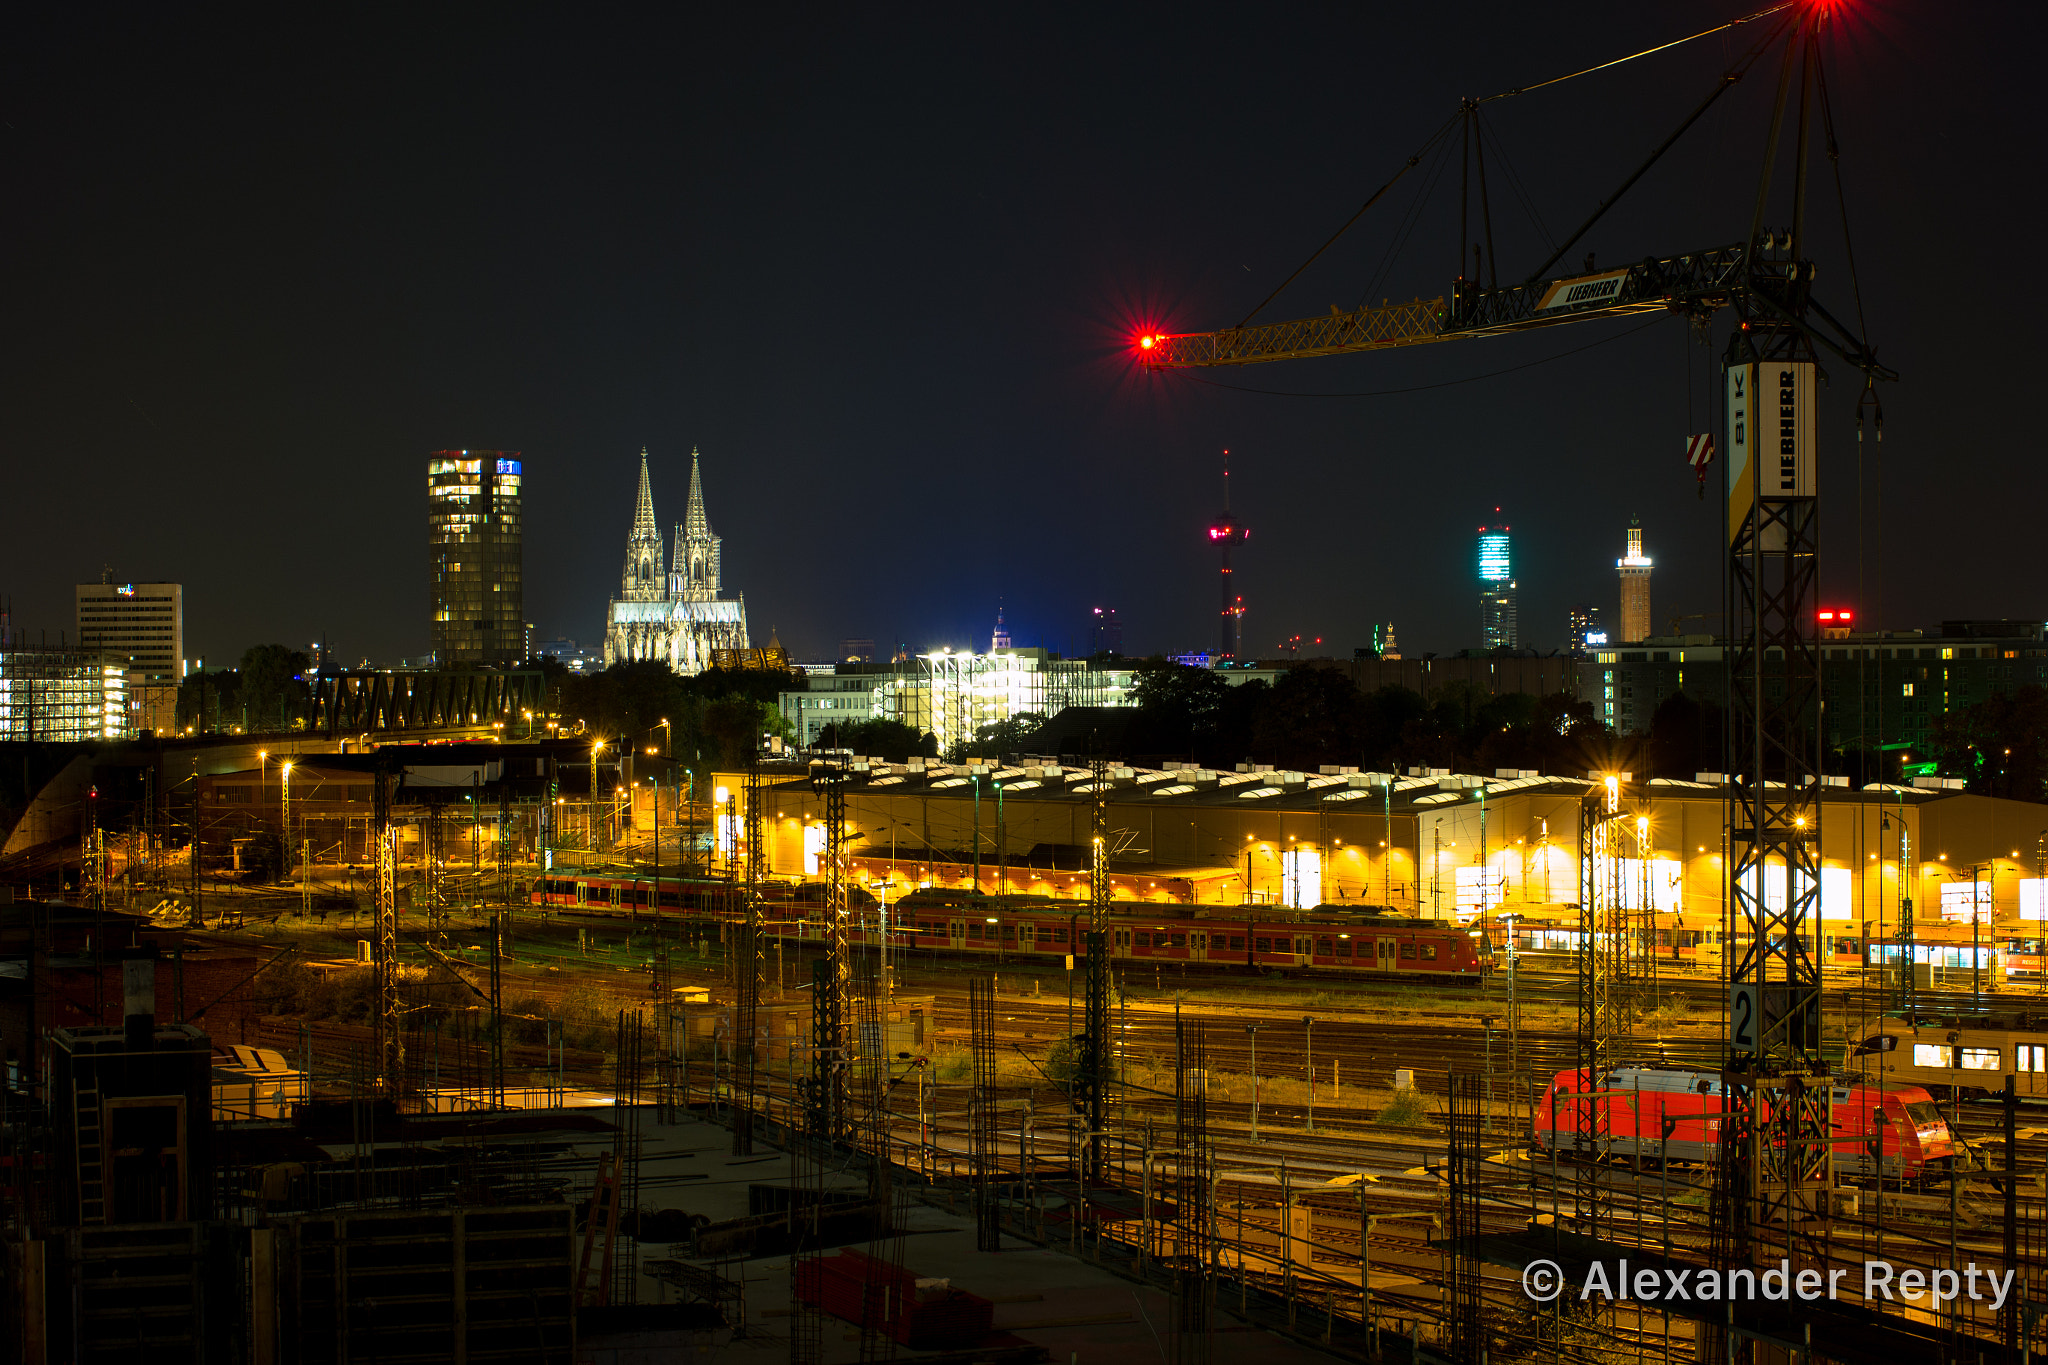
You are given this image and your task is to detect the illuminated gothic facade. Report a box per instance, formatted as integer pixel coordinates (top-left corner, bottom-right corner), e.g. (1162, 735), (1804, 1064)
(603, 449), (749, 674)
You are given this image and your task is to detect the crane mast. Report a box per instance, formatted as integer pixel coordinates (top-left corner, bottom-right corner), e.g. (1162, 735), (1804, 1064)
(1133, 0), (1892, 1299)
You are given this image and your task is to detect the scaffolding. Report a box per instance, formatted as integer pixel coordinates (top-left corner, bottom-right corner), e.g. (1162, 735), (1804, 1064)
(968, 973), (1000, 1253)
(0, 644), (126, 741)
(1168, 1012), (1211, 1365)
(1446, 1073), (1485, 1365)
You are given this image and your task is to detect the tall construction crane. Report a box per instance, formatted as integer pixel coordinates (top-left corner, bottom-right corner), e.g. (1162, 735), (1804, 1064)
(1137, 1), (1889, 1270)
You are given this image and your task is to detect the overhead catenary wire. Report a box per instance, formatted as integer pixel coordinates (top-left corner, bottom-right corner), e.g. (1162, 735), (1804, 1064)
(1180, 315), (1663, 399)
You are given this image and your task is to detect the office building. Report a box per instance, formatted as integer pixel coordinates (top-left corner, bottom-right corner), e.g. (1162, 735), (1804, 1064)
(1477, 515), (1518, 649)
(1091, 607), (1123, 656)
(1578, 620), (2048, 757)
(1568, 604), (1609, 654)
(76, 573), (183, 732)
(428, 450), (525, 666)
(1617, 518), (1653, 643)
(603, 448), (750, 674)
(779, 649), (1140, 753)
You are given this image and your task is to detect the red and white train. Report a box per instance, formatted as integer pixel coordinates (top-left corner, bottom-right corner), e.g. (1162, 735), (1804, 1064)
(1534, 1066), (1955, 1177)
(528, 872), (1493, 983)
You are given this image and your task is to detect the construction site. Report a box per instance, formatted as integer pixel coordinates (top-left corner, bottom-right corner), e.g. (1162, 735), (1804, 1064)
(5, 6), (2044, 1365)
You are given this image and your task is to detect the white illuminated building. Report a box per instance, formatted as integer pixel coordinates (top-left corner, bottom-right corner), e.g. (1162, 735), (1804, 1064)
(603, 449), (749, 674)
(777, 647), (1139, 752)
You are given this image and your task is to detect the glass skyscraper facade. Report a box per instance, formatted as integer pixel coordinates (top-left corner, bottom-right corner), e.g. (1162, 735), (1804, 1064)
(1477, 520), (1518, 649)
(428, 451), (525, 666)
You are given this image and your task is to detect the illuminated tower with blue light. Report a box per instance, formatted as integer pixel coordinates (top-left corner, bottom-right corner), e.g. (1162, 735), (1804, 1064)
(1477, 512), (1518, 650)
(1207, 452), (1249, 659)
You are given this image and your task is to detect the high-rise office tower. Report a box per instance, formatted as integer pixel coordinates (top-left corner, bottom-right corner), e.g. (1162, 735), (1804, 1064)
(1208, 453), (1249, 659)
(76, 572), (183, 680)
(1090, 606), (1122, 655)
(1617, 518), (1653, 643)
(1477, 513), (1518, 649)
(1568, 604), (1609, 653)
(76, 571), (182, 732)
(428, 450), (525, 666)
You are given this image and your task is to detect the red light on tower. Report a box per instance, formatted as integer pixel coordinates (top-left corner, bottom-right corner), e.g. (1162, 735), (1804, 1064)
(1139, 334), (1156, 350)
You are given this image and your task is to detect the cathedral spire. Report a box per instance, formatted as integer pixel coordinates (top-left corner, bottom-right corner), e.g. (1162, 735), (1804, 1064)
(633, 448), (658, 542)
(620, 448), (665, 601)
(684, 447), (710, 540)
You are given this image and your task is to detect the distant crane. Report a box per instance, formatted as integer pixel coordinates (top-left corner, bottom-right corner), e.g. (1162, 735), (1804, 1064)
(1668, 612), (1723, 638)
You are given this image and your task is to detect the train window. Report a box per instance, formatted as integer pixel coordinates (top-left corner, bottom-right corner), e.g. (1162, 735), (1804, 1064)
(1401, 944), (1416, 960)
(1422, 944), (1438, 961)
(968, 923), (983, 940)
(1912, 1044), (1951, 1068)
(1050, 926), (1068, 944)
(1169, 933), (1187, 948)
(2019, 1046), (2046, 1072)
(1334, 941), (1351, 957)
(1254, 937), (1271, 953)
(1229, 936), (1245, 950)
(1316, 937), (1334, 955)
(1137, 933), (1151, 947)
(1960, 1047), (2001, 1070)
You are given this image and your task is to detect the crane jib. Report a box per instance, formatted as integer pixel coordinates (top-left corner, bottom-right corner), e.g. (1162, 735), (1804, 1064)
(1142, 241), (1793, 369)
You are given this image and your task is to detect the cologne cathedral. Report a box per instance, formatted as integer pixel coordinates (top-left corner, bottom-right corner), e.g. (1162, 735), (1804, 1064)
(603, 448), (750, 673)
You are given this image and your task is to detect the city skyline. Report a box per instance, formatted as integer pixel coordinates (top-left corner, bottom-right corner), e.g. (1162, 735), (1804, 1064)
(5, 5), (2039, 666)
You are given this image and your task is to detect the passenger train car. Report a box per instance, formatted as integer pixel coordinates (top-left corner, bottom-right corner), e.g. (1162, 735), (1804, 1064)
(1534, 1066), (1955, 1177)
(878, 890), (1491, 981)
(527, 871), (1490, 982)
(1851, 1012), (2048, 1099)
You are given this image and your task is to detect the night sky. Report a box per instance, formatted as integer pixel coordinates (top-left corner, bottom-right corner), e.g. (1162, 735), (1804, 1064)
(5, 3), (2041, 669)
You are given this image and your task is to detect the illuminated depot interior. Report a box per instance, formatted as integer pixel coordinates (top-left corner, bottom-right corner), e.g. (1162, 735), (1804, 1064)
(614, 767), (2048, 967)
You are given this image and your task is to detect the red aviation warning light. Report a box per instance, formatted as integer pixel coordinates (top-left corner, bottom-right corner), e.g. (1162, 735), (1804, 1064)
(1138, 333), (1156, 350)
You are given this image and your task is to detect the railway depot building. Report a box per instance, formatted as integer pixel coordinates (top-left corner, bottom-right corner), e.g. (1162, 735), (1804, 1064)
(730, 760), (2048, 971)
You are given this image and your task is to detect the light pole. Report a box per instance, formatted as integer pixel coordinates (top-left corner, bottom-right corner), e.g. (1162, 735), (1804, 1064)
(280, 761), (293, 881)
(591, 739), (606, 851)
(1302, 1016), (1316, 1134)
(1245, 1024), (1261, 1142)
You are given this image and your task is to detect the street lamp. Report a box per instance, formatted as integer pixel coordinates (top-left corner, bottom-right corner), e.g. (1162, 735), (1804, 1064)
(1245, 1024), (1262, 1142)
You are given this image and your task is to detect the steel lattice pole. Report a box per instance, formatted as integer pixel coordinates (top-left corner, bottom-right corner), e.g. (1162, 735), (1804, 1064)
(1081, 758), (1114, 1184)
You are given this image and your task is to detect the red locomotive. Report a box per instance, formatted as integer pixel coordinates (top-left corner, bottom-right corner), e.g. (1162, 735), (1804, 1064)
(1533, 1066), (1954, 1177)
